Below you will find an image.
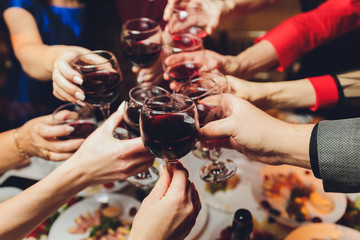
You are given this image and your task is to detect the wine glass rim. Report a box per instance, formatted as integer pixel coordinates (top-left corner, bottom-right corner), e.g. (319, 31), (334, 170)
(129, 85), (170, 106)
(142, 93), (196, 114)
(72, 50), (117, 69)
(173, 77), (221, 99)
(52, 102), (93, 122)
(122, 17), (162, 35)
(163, 33), (203, 52)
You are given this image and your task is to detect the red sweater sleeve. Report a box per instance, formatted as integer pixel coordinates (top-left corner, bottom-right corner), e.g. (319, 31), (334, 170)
(307, 75), (339, 111)
(255, 0), (360, 71)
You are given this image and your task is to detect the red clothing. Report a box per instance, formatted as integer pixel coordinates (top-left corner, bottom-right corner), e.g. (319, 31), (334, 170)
(307, 75), (339, 110)
(256, 0), (360, 71)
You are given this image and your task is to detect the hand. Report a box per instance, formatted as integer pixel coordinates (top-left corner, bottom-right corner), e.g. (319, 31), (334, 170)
(129, 162), (201, 240)
(52, 47), (90, 104)
(63, 104), (155, 184)
(17, 114), (84, 161)
(198, 94), (313, 168)
(164, 0), (224, 34)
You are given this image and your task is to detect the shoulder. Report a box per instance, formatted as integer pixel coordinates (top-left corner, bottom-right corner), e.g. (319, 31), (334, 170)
(2, 0), (39, 13)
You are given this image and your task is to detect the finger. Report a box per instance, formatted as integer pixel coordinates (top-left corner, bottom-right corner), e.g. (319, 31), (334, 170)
(147, 164), (171, 199)
(132, 65), (140, 73)
(46, 152), (74, 162)
(53, 86), (78, 103)
(167, 162), (189, 195)
(198, 117), (235, 140)
(101, 101), (126, 133)
(46, 139), (84, 153)
(53, 70), (85, 102)
(163, 0), (176, 20)
(54, 59), (84, 85)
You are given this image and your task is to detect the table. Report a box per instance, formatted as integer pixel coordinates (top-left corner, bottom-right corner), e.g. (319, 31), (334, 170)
(0, 149), (357, 240)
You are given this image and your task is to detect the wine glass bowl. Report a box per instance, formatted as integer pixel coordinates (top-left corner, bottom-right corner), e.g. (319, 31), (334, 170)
(162, 33), (205, 84)
(140, 93), (199, 167)
(121, 17), (162, 68)
(174, 78), (237, 183)
(52, 102), (97, 140)
(72, 50), (123, 119)
(124, 85), (169, 138)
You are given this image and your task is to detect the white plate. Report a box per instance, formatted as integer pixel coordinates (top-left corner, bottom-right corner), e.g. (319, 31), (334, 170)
(285, 223), (360, 240)
(0, 186), (22, 203)
(48, 193), (140, 240)
(251, 165), (347, 228)
(77, 181), (128, 197)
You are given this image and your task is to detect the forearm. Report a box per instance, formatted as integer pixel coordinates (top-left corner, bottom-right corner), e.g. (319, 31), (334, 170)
(15, 44), (88, 81)
(262, 79), (316, 109)
(0, 160), (88, 239)
(272, 122), (314, 169)
(231, 40), (279, 79)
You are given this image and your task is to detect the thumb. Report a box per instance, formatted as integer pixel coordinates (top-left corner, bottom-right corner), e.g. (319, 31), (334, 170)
(101, 101), (126, 133)
(147, 165), (171, 199)
(198, 117), (234, 140)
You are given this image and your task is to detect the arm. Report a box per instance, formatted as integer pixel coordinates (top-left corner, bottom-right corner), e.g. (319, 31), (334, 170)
(310, 118), (360, 193)
(228, 70), (360, 110)
(0, 107), (155, 240)
(3, 7), (89, 81)
(199, 94), (314, 169)
(254, 0), (360, 71)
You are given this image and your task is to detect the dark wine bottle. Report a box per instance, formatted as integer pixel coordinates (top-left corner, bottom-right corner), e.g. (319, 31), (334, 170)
(232, 209), (253, 240)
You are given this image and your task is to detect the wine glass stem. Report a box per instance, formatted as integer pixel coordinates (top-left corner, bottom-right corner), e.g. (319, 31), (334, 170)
(99, 104), (111, 119)
(166, 160), (177, 177)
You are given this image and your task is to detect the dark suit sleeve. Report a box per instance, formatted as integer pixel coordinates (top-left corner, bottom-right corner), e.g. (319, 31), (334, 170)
(310, 118), (360, 193)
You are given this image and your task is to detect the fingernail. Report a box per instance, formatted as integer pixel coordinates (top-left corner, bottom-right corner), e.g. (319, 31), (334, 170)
(76, 100), (85, 106)
(117, 101), (127, 114)
(75, 92), (85, 101)
(159, 164), (165, 176)
(137, 77), (144, 83)
(73, 76), (83, 85)
(66, 126), (74, 132)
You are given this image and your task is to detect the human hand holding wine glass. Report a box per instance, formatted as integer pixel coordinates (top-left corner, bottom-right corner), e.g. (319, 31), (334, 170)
(167, 1), (208, 40)
(162, 33), (206, 84)
(124, 85), (169, 187)
(71, 50), (123, 120)
(121, 18), (162, 84)
(174, 78), (237, 183)
(140, 93), (199, 171)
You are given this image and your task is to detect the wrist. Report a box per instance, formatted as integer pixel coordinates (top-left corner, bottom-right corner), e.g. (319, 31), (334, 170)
(13, 127), (29, 160)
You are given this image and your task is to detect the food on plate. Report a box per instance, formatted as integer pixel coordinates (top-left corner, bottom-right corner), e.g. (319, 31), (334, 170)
(68, 202), (135, 240)
(262, 171), (334, 222)
(205, 174), (240, 194)
(337, 196), (360, 231)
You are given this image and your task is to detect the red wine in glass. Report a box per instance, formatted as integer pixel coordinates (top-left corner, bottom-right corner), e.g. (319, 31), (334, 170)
(81, 70), (121, 106)
(122, 42), (161, 67)
(142, 113), (198, 162)
(58, 121), (97, 140)
(168, 62), (202, 83)
(140, 93), (199, 166)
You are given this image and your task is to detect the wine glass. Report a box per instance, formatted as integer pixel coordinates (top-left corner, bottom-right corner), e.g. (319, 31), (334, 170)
(124, 85), (170, 187)
(121, 17), (162, 80)
(174, 78), (237, 183)
(140, 93), (199, 170)
(72, 50), (123, 119)
(162, 33), (206, 84)
(52, 102), (98, 140)
(167, 1), (208, 41)
(189, 71), (230, 159)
